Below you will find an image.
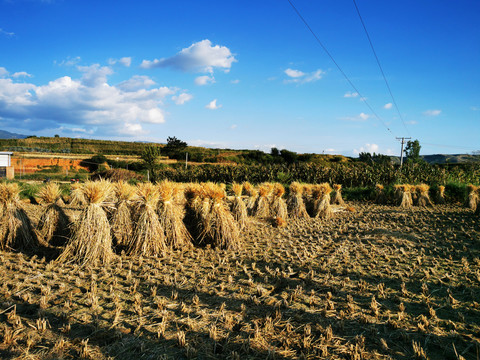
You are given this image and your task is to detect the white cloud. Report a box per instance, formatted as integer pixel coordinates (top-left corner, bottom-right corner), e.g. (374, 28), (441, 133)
(117, 75), (156, 91)
(12, 72), (32, 78)
(384, 102), (393, 109)
(172, 92), (193, 105)
(141, 39), (236, 73)
(359, 112), (370, 120)
(195, 75), (215, 86)
(340, 113), (370, 122)
(284, 68), (324, 84)
(344, 91), (359, 98)
(0, 67), (8, 77)
(0, 28), (15, 37)
(285, 68), (305, 78)
(423, 109), (441, 116)
(109, 57), (132, 67)
(353, 143), (379, 155)
(55, 56), (81, 67)
(205, 99), (221, 110)
(230, 79), (240, 84)
(0, 64), (180, 136)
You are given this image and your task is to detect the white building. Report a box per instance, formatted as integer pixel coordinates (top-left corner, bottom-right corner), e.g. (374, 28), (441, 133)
(0, 152), (14, 179)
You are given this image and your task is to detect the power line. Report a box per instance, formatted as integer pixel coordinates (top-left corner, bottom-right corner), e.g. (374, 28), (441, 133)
(286, 0), (394, 137)
(352, 0), (410, 136)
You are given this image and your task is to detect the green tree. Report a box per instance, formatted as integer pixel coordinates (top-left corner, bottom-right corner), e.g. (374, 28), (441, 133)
(141, 145), (162, 182)
(163, 136), (187, 159)
(405, 139), (421, 163)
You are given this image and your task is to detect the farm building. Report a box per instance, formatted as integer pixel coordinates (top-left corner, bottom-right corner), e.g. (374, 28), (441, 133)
(0, 152), (14, 179)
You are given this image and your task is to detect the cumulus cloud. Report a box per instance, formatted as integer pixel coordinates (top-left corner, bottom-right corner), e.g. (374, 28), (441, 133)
(141, 39), (236, 73)
(353, 143), (379, 155)
(344, 91), (359, 98)
(108, 57), (132, 67)
(0, 67), (9, 77)
(384, 102), (393, 109)
(230, 79), (240, 84)
(172, 92), (193, 105)
(423, 109), (441, 116)
(340, 113), (370, 122)
(195, 75), (215, 86)
(205, 99), (221, 110)
(284, 68), (324, 84)
(0, 65), (180, 136)
(117, 75), (156, 91)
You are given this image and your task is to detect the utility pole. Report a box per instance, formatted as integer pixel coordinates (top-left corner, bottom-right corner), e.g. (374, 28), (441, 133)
(185, 152), (188, 169)
(396, 137), (411, 168)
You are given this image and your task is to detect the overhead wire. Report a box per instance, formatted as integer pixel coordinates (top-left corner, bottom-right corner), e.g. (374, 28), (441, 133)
(286, 0), (394, 137)
(352, 0), (410, 136)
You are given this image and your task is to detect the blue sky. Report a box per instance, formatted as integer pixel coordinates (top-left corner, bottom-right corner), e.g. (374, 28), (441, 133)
(0, 0), (479, 156)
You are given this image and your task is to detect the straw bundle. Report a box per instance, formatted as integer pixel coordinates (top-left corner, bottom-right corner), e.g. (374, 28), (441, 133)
(242, 182), (258, 215)
(69, 183), (86, 207)
(254, 184), (272, 218)
(111, 181), (135, 246)
(128, 182), (166, 256)
(0, 182), (40, 251)
(231, 182), (248, 231)
(396, 184), (413, 209)
(375, 184), (386, 204)
(157, 180), (192, 249)
(270, 183), (288, 221)
(467, 185), (479, 211)
(416, 184), (432, 207)
(312, 183), (333, 219)
(331, 184), (345, 205)
(436, 185), (446, 204)
(58, 180), (114, 266)
(287, 182), (309, 218)
(195, 183), (241, 250)
(37, 182), (70, 246)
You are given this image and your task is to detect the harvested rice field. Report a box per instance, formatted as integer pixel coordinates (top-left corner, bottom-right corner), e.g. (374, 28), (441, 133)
(1, 201), (479, 359)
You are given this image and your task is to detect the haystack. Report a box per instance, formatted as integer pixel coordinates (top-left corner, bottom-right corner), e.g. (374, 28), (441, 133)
(157, 180), (192, 249)
(58, 180), (114, 266)
(0, 182), (40, 251)
(194, 183), (241, 250)
(111, 181), (135, 246)
(375, 184), (386, 204)
(436, 185), (446, 204)
(37, 182), (70, 246)
(467, 185), (479, 211)
(270, 183), (288, 221)
(128, 182), (166, 256)
(69, 183), (86, 207)
(287, 182), (309, 218)
(331, 184), (345, 205)
(254, 184), (272, 218)
(231, 182), (248, 230)
(416, 184), (432, 207)
(312, 183), (333, 219)
(242, 182), (258, 215)
(396, 184), (413, 209)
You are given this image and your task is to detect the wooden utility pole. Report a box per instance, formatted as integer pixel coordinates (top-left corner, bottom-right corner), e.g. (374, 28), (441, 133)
(396, 137), (411, 168)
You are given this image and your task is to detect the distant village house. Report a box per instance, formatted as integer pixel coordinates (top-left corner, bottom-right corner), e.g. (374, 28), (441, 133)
(0, 152), (14, 179)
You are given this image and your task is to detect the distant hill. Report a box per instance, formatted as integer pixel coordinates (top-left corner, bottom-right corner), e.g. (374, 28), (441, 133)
(422, 154), (480, 164)
(0, 130), (28, 139)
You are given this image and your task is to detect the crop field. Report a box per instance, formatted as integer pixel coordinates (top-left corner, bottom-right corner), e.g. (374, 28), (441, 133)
(0, 181), (479, 359)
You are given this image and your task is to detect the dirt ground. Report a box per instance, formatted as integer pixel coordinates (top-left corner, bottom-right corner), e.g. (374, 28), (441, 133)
(0, 203), (479, 359)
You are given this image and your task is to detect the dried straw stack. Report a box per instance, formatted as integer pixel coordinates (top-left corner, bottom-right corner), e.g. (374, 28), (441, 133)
(254, 183), (272, 218)
(242, 182), (258, 216)
(58, 180), (114, 266)
(270, 183), (288, 221)
(69, 183), (86, 207)
(331, 184), (345, 205)
(157, 180), (192, 250)
(395, 184), (413, 209)
(37, 182), (70, 246)
(287, 182), (309, 218)
(467, 185), (479, 212)
(231, 182), (248, 231)
(436, 185), (446, 204)
(199, 183), (241, 250)
(416, 184), (433, 207)
(128, 182), (166, 256)
(375, 184), (386, 204)
(312, 183), (333, 219)
(111, 181), (135, 246)
(0, 182), (40, 251)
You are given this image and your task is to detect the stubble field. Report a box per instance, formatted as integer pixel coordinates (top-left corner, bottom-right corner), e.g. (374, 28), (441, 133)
(0, 203), (479, 359)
